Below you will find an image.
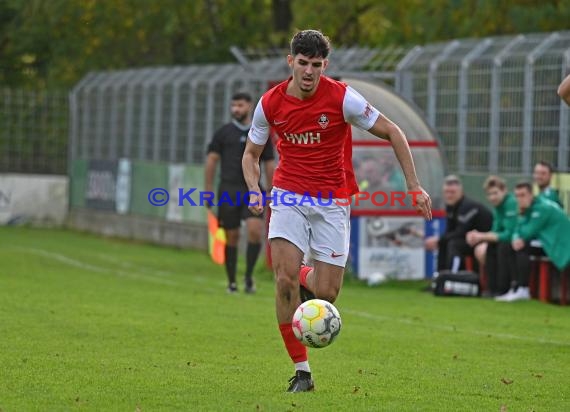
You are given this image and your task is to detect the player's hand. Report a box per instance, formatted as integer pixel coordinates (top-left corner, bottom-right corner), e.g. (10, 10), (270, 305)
(248, 189), (264, 216)
(411, 186), (432, 220)
(424, 235), (439, 251)
(512, 238), (525, 251)
(466, 230), (479, 246)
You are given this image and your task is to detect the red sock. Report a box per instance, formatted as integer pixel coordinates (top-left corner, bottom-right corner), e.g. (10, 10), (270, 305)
(279, 323), (307, 363)
(299, 265), (312, 289)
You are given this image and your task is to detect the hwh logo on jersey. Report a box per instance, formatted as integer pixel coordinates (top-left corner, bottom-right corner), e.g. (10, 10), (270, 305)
(283, 132), (321, 144)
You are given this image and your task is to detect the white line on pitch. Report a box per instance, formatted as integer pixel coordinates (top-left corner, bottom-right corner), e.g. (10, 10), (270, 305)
(344, 308), (570, 347)
(16, 247), (179, 286)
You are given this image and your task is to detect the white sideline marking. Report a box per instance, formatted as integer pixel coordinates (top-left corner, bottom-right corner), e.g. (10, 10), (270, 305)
(94, 253), (173, 277)
(18, 247), (179, 287)
(16, 247), (567, 346)
(344, 309), (570, 347)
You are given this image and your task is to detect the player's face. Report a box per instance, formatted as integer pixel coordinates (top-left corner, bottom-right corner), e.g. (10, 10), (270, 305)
(230, 99), (252, 123)
(442, 183), (463, 206)
(514, 188), (533, 209)
(533, 164), (551, 188)
(486, 187), (505, 207)
(287, 53), (328, 97)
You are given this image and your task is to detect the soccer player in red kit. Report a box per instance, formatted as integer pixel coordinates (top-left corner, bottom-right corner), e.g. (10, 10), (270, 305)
(242, 30), (432, 392)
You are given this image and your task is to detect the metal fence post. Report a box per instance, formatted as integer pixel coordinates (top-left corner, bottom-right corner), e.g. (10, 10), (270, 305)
(428, 41), (460, 128)
(489, 35), (525, 173)
(109, 71), (134, 161)
(123, 70), (147, 159)
(203, 66), (240, 159)
(523, 33), (560, 174)
(152, 68), (184, 162)
(457, 39), (493, 173)
(186, 65), (219, 164)
(395, 46), (423, 99)
(94, 72), (120, 159)
(559, 48), (570, 174)
(138, 69), (168, 160)
(169, 67), (199, 163)
(69, 72), (96, 165)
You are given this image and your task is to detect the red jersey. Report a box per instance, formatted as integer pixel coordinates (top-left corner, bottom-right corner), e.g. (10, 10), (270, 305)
(249, 76), (380, 198)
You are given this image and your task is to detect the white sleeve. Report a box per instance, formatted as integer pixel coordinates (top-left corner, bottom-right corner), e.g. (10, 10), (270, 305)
(343, 86), (381, 130)
(248, 97), (270, 145)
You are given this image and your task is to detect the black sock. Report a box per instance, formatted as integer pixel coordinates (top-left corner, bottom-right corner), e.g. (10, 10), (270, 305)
(245, 242), (261, 283)
(225, 245), (238, 286)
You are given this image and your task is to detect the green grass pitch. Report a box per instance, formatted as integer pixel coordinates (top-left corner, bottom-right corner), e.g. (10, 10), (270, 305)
(1, 226), (569, 411)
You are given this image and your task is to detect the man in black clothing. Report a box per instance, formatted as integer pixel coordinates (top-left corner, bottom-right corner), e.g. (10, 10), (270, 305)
(425, 175), (493, 272)
(205, 92), (275, 293)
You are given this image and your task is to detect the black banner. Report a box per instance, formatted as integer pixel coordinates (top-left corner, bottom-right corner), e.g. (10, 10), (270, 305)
(85, 159), (117, 211)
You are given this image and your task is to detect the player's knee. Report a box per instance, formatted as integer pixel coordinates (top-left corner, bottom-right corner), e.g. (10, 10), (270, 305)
(247, 231), (262, 243)
(475, 243), (487, 265)
(274, 268), (297, 293)
(316, 285), (340, 303)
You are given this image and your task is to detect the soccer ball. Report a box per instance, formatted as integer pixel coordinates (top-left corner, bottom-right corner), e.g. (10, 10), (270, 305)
(292, 299), (342, 348)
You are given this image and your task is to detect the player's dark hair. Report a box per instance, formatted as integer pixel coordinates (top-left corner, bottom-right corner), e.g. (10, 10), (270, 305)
(290, 29), (331, 58)
(231, 91), (252, 102)
(536, 160), (555, 173)
(483, 175), (506, 191)
(514, 181), (533, 193)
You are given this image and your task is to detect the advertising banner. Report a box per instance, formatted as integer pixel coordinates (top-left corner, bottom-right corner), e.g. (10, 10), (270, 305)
(85, 159), (117, 211)
(356, 216), (426, 280)
(115, 158), (131, 214)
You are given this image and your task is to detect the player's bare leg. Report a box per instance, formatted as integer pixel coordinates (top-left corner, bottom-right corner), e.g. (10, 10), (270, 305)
(306, 261), (344, 303)
(271, 237), (314, 392)
(272, 237), (303, 327)
(224, 228), (240, 293)
(244, 217), (263, 293)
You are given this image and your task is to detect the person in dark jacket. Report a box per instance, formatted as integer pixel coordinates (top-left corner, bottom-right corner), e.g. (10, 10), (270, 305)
(425, 175), (493, 272)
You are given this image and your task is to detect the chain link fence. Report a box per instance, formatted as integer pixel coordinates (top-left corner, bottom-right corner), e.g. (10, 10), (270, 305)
(1, 31), (569, 176)
(396, 31), (570, 174)
(0, 88), (68, 174)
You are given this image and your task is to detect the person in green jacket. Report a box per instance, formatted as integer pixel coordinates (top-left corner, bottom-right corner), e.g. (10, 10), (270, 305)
(512, 181), (570, 285)
(467, 176), (529, 298)
(533, 161), (563, 207)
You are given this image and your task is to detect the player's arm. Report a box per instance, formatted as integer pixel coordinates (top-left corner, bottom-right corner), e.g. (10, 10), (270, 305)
(242, 98), (270, 215)
(558, 74), (570, 105)
(243, 140), (265, 214)
(367, 116), (419, 189)
(343, 86), (431, 219)
(368, 117), (432, 220)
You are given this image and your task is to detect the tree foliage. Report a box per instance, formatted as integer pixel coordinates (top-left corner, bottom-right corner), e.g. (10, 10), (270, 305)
(0, 0), (569, 89)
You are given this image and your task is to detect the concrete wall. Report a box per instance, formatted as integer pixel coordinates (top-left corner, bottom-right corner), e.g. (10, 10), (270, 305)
(0, 174), (68, 225)
(67, 208), (208, 250)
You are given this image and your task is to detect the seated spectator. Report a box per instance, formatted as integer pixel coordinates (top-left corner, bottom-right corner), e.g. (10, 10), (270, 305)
(559, 74), (570, 105)
(511, 182), (570, 297)
(466, 176), (530, 299)
(533, 161), (562, 207)
(425, 175), (493, 273)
